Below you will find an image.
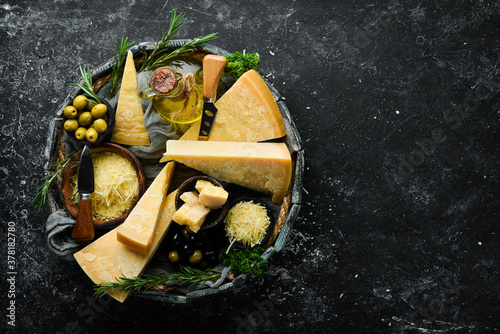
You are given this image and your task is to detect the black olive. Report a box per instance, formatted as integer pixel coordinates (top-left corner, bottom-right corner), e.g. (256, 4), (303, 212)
(179, 243), (193, 260)
(188, 233), (202, 246)
(171, 231), (183, 247)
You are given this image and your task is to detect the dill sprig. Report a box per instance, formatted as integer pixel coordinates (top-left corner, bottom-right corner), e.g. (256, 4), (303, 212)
(32, 151), (76, 212)
(68, 65), (102, 105)
(93, 266), (222, 298)
(106, 36), (135, 99)
(140, 9), (218, 72)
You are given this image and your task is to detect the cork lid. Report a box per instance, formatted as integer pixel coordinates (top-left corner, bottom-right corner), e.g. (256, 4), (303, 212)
(151, 68), (176, 94)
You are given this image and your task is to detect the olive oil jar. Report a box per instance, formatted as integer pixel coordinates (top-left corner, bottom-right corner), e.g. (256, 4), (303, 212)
(140, 56), (203, 136)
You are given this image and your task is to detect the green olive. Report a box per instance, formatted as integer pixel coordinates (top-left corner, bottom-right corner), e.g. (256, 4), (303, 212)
(85, 128), (98, 142)
(168, 251), (180, 263)
(93, 119), (108, 133)
(91, 104), (107, 118)
(75, 127), (87, 140)
(64, 119), (79, 132)
(78, 112), (93, 127)
(64, 106), (78, 119)
(188, 249), (203, 264)
(86, 100), (96, 111)
(73, 95), (88, 110)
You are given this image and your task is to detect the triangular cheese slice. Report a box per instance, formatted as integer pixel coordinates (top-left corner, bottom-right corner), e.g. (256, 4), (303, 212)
(116, 162), (175, 254)
(161, 140), (291, 203)
(74, 190), (177, 302)
(111, 50), (151, 146)
(179, 70), (286, 142)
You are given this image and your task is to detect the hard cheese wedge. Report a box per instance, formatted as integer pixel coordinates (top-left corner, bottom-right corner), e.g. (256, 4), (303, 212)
(116, 161), (175, 254)
(179, 70), (286, 142)
(199, 183), (228, 209)
(111, 50), (151, 146)
(161, 140), (292, 203)
(172, 202), (210, 233)
(73, 190), (177, 303)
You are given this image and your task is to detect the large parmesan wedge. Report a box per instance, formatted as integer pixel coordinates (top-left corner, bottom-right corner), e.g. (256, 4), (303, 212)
(111, 50), (151, 146)
(74, 190), (177, 303)
(179, 70), (286, 142)
(116, 162), (175, 254)
(161, 140), (292, 203)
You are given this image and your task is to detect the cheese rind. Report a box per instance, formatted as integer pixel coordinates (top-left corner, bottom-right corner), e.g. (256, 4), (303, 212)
(116, 162), (175, 254)
(111, 50), (151, 146)
(180, 70), (286, 142)
(73, 190), (177, 302)
(161, 140), (292, 203)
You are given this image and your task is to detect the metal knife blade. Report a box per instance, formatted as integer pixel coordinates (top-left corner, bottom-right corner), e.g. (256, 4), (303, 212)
(77, 144), (94, 194)
(72, 144), (95, 242)
(199, 55), (227, 141)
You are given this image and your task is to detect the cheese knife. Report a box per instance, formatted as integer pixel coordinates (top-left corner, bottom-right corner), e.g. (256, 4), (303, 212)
(71, 144), (95, 242)
(198, 54), (227, 141)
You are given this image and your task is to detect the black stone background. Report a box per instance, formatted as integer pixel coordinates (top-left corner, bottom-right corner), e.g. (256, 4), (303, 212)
(1, 0), (499, 333)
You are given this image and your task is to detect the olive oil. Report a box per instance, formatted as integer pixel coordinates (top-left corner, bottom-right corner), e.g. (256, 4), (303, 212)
(140, 56), (203, 136)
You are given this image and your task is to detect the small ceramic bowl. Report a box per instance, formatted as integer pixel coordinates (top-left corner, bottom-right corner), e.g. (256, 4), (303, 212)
(225, 196), (275, 249)
(60, 143), (146, 229)
(63, 99), (116, 148)
(174, 175), (230, 230)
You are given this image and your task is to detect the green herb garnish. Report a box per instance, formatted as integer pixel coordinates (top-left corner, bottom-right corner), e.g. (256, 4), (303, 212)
(106, 36), (135, 99)
(224, 51), (261, 80)
(219, 247), (269, 276)
(68, 65), (101, 105)
(32, 151), (76, 212)
(93, 266), (222, 297)
(140, 9), (218, 72)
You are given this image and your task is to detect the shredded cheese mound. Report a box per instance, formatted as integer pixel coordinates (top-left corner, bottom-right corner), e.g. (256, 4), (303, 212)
(224, 200), (271, 247)
(73, 152), (139, 220)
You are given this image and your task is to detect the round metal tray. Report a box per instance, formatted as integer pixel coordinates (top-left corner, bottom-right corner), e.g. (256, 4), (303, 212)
(43, 41), (305, 303)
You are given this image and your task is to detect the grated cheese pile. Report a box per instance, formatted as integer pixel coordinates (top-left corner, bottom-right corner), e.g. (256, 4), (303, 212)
(224, 200), (271, 247)
(73, 152), (139, 220)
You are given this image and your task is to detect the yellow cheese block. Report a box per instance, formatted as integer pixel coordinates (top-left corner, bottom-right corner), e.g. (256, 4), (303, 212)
(179, 70), (286, 142)
(116, 162), (175, 254)
(73, 190), (177, 303)
(172, 202), (210, 233)
(195, 180), (213, 192)
(161, 140), (292, 203)
(180, 191), (200, 206)
(199, 184), (228, 209)
(111, 50), (151, 146)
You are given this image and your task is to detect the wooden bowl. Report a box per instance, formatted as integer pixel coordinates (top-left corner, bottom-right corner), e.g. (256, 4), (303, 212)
(60, 143), (146, 229)
(174, 175), (229, 230)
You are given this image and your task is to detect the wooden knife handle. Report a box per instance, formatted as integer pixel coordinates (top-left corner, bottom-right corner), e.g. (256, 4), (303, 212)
(72, 196), (95, 242)
(203, 55), (227, 100)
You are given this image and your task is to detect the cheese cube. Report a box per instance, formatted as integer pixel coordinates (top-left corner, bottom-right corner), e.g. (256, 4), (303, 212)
(198, 184), (228, 209)
(180, 191), (200, 206)
(172, 203), (210, 233)
(194, 180), (213, 192)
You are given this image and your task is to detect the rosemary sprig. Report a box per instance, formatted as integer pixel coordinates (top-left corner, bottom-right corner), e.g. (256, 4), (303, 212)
(32, 151), (76, 212)
(68, 65), (101, 105)
(106, 36), (135, 99)
(139, 9), (184, 72)
(93, 266), (222, 298)
(139, 9), (218, 72)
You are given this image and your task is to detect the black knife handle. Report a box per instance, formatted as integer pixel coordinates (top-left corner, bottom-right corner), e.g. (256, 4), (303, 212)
(72, 195), (95, 242)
